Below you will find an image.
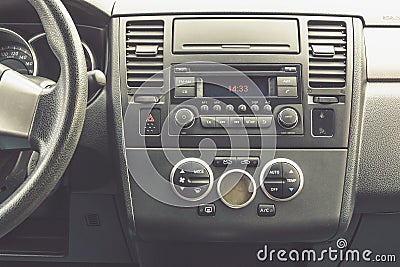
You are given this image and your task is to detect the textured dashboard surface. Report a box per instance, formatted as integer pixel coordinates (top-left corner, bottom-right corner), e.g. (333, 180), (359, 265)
(365, 28), (400, 81)
(357, 83), (400, 213)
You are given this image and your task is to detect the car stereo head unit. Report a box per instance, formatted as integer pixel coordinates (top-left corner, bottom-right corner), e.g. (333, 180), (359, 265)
(172, 63), (301, 99)
(168, 63), (304, 136)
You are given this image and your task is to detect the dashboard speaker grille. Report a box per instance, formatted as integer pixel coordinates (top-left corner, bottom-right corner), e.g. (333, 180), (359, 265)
(126, 20), (164, 90)
(307, 21), (347, 88)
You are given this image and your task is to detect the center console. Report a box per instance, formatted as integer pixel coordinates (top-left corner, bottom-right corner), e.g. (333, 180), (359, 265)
(120, 15), (358, 243)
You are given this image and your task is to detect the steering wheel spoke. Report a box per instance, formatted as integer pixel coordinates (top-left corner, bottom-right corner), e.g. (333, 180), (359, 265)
(0, 64), (43, 150)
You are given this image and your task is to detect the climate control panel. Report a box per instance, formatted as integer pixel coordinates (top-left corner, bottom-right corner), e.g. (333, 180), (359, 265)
(169, 157), (304, 206)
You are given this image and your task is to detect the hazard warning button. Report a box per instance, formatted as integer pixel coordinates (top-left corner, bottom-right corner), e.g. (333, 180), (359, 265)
(140, 108), (161, 135)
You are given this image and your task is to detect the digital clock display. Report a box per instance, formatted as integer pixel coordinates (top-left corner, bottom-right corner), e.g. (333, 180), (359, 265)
(202, 75), (268, 98)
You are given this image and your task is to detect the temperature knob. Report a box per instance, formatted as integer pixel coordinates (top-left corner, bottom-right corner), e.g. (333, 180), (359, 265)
(175, 108), (195, 128)
(277, 107), (298, 129)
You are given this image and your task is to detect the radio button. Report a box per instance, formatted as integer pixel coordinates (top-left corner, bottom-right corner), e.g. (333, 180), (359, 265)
(175, 86), (196, 97)
(215, 117), (229, 128)
(175, 77), (195, 87)
(200, 105), (209, 112)
(174, 66), (189, 73)
(250, 104), (260, 112)
(238, 104), (247, 113)
(277, 77), (297, 87)
(226, 104), (235, 112)
(283, 66), (297, 72)
(213, 104), (222, 112)
(258, 116), (273, 128)
(200, 117), (216, 128)
(277, 87), (297, 97)
(263, 105), (273, 113)
(229, 117), (244, 128)
(243, 117), (258, 128)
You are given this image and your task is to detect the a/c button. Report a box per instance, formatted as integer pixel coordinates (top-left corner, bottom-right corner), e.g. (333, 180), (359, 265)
(257, 204), (276, 217)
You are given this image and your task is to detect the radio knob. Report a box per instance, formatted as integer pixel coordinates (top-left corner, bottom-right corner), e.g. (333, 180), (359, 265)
(278, 108), (299, 129)
(175, 108), (195, 128)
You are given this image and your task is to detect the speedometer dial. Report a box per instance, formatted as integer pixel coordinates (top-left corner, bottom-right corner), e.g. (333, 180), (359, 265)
(0, 43), (35, 75)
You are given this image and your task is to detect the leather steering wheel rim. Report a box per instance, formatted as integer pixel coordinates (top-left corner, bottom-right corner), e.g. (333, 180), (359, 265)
(0, 0), (87, 237)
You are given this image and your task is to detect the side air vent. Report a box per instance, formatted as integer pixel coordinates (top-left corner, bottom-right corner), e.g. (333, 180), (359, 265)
(126, 20), (164, 90)
(308, 21), (347, 89)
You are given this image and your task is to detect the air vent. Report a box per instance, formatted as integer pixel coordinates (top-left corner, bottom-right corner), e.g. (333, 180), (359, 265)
(85, 213), (101, 227)
(308, 21), (347, 89)
(126, 20), (164, 90)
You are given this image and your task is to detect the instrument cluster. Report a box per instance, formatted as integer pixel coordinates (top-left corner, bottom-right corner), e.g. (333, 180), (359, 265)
(0, 27), (96, 88)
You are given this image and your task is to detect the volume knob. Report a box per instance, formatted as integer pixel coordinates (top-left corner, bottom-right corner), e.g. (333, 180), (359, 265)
(175, 108), (195, 128)
(278, 108), (298, 129)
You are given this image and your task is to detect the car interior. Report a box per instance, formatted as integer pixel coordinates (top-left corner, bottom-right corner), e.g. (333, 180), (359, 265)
(0, 0), (399, 266)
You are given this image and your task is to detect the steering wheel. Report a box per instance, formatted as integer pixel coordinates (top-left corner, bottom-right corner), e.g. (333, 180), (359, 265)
(0, 0), (87, 237)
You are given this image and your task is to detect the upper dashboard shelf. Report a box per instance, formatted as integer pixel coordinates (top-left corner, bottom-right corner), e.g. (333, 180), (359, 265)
(112, 0), (399, 26)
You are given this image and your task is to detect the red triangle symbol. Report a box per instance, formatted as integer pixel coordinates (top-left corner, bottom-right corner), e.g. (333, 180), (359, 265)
(146, 114), (155, 122)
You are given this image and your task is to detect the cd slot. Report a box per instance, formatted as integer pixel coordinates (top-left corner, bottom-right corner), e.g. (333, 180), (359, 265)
(181, 43), (292, 52)
(173, 18), (299, 54)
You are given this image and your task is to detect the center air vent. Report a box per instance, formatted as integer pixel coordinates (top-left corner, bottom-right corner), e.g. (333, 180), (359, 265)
(126, 20), (164, 91)
(307, 21), (347, 89)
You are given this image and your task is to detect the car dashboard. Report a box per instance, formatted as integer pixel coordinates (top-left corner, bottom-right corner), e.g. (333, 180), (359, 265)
(0, 1), (400, 267)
